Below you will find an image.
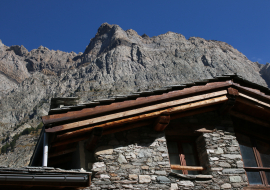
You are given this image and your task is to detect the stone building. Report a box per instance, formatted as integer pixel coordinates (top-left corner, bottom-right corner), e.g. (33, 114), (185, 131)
(1, 74), (270, 189)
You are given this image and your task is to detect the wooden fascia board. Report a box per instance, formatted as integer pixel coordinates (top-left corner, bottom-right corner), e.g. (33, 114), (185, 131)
(238, 92), (270, 108)
(42, 81), (232, 125)
(46, 91), (228, 133)
(49, 95), (228, 137)
(232, 83), (270, 104)
(235, 97), (270, 115)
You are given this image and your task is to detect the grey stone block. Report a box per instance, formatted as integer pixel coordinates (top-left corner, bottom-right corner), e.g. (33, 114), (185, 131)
(156, 176), (170, 183)
(222, 169), (245, 174)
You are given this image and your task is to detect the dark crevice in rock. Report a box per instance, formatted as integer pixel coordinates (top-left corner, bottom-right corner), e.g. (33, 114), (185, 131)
(201, 55), (210, 67)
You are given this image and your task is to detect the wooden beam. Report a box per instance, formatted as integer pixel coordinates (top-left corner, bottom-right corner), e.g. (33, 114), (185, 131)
(171, 165), (205, 171)
(229, 110), (270, 128)
(54, 105), (222, 147)
(53, 96), (227, 143)
(236, 97), (270, 115)
(102, 120), (154, 135)
(53, 120), (154, 147)
(232, 83), (270, 104)
(170, 105), (220, 120)
(43, 82), (232, 125)
(154, 112), (170, 131)
(239, 92), (270, 108)
(85, 127), (103, 151)
(46, 95), (228, 133)
(48, 147), (77, 158)
(227, 87), (239, 96)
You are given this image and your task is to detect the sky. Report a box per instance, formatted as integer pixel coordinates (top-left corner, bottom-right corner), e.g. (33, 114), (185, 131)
(0, 0), (269, 64)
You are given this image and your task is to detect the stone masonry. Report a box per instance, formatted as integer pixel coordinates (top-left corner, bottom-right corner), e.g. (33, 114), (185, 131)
(82, 112), (249, 189)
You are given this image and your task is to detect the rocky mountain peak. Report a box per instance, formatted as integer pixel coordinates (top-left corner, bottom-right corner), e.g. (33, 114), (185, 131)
(96, 22), (114, 37)
(7, 45), (29, 57)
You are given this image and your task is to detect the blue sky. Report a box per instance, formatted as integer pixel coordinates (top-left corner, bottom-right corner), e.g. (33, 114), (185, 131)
(1, 1), (269, 64)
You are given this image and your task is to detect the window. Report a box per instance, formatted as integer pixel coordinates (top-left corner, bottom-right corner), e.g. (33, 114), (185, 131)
(237, 133), (270, 186)
(167, 138), (201, 175)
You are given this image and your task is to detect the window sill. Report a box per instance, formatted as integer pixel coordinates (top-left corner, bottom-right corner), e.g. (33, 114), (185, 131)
(169, 172), (213, 180)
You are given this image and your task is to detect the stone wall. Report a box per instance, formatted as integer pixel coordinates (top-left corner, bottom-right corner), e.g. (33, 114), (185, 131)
(203, 128), (248, 189)
(82, 112), (249, 189)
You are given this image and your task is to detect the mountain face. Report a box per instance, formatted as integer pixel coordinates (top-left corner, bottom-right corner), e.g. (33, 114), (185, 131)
(0, 23), (269, 167)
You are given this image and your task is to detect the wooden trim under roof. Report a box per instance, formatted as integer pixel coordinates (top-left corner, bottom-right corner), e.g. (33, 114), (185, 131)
(42, 81), (232, 125)
(46, 95), (228, 133)
(46, 90), (228, 133)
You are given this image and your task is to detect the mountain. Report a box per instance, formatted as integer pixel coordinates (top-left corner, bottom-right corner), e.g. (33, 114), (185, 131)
(0, 23), (269, 167)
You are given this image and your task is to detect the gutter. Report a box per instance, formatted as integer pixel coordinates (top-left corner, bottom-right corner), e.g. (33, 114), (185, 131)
(0, 173), (89, 182)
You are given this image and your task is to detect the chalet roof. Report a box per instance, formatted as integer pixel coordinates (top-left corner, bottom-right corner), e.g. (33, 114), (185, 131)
(42, 73), (270, 132)
(46, 73), (270, 116)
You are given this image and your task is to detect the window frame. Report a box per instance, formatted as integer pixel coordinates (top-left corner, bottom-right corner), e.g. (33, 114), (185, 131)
(236, 133), (270, 186)
(167, 137), (201, 174)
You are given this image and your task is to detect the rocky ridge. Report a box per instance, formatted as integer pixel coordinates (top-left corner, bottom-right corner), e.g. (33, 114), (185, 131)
(0, 23), (269, 167)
